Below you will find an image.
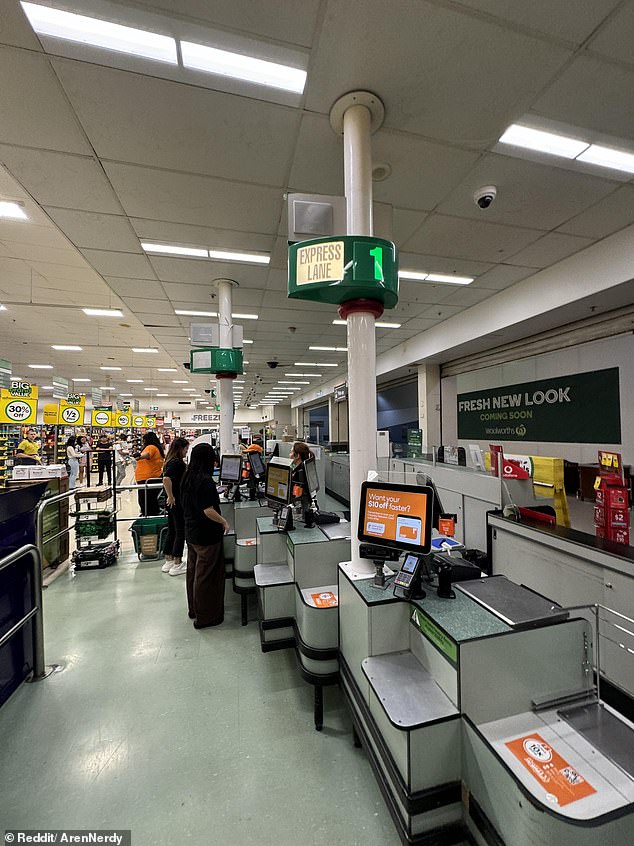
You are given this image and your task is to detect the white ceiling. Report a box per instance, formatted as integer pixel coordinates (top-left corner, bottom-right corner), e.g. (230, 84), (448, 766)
(0, 0), (633, 411)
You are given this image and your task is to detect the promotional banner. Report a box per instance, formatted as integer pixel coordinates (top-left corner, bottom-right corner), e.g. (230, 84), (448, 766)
(92, 409), (113, 427)
(43, 404), (59, 426)
(0, 382), (38, 425)
(59, 394), (86, 426)
(114, 411), (130, 428)
(131, 414), (146, 429)
(457, 368), (621, 443)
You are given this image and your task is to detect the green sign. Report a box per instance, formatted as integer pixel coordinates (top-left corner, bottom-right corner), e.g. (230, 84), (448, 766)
(190, 347), (243, 375)
(407, 428), (423, 458)
(410, 607), (458, 665)
(288, 235), (398, 307)
(457, 368), (621, 443)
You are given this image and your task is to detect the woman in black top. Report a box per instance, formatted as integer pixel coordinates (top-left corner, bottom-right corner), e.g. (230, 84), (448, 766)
(161, 437), (189, 576)
(181, 443), (229, 629)
(96, 432), (113, 486)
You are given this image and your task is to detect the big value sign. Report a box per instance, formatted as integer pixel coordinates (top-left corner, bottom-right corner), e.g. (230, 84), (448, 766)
(457, 368), (621, 443)
(0, 382), (39, 424)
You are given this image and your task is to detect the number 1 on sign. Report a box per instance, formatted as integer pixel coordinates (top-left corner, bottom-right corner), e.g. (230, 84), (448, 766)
(369, 246), (383, 281)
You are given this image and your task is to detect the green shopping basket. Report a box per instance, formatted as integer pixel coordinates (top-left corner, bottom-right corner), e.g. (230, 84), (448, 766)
(129, 517), (169, 561)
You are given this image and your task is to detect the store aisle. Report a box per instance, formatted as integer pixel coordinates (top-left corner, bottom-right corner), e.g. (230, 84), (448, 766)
(0, 554), (400, 845)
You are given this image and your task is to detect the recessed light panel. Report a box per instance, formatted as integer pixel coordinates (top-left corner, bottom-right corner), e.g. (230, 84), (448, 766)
(0, 201), (27, 220)
(83, 308), (123, 317)
(576, 144), (634, 174)
(498, 124), (588, 158)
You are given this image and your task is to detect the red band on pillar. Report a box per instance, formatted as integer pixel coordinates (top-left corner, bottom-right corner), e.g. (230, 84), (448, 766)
(338, 299), (384, 320)
(216, 373), (237, 380)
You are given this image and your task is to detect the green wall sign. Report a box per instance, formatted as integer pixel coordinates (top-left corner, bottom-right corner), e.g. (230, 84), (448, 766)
(457, 367), (621, 443)
(190, 347), (243, 375)
(288, 235), (398, 307)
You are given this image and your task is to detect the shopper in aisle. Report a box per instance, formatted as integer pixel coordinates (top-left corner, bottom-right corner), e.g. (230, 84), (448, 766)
(161, 437), (189, 576)
(290, 441), (314, 497)
(65, 435), (80, 489)
(96, 431), (113, 487)
(15, 428), (41, 465)
(114, 433), (129, 488)
(181, 443), (229, 628)
(77, 434), (90, 485)
(135, 431), (164, 516)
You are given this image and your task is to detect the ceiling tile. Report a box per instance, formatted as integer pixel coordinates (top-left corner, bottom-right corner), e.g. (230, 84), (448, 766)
(45, 209), (141, 252)
(399, 251), (493, 278)
(0, 48), (90, 154)
(440, 286), (500, 308)
(470, 264), (535, 290)
(121, 298), (172, 316)
(104, 278), (166, 299)
(0, 3), (44, 50)
(1, 243), (88, 266)
(0, 220), (68, 249)
(150, 255), (269, 287)
(53, 60), (300, 186)
(393, 210), (428, 247)
(80, 249), (157, 279)
(587, 3), (634, 66)
(0, 147), (122, 213)
(456, 0), (621, 44)
(530, 55), (634, 139)
(130, 218), (273, 252)
(404, 214), (543, 262)
(305, 0), (571, 143)
(437, 152), (617, 230)
(103, 162), (283, 233)
(556, 185), (634, 239)
(507, 231), (593, 268)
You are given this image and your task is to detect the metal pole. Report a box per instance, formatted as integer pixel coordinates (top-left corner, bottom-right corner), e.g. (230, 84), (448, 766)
(343, 103), (377, 575)
(216, 278), (237, 455)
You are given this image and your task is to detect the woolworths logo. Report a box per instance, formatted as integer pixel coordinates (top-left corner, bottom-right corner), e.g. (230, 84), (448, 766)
(457, 368), (621, 444)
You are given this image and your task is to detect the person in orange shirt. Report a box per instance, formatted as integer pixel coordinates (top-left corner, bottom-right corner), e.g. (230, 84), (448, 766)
(135, 431), (165, 516)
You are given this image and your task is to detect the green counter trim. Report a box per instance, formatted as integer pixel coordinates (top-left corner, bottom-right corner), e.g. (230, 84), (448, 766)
(410, 607), (458, 666)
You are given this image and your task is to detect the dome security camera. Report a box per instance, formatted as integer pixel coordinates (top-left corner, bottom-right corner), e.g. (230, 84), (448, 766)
(266, 361), (279, 369)
(473, 185), (497, 210)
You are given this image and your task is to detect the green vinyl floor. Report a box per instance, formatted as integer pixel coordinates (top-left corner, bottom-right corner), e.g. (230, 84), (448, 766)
(0, 552), (401, 845)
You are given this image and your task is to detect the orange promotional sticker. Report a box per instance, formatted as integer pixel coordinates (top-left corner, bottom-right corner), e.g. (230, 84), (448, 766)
(311, 591), (338, 608)
(505, 734), (596, 807)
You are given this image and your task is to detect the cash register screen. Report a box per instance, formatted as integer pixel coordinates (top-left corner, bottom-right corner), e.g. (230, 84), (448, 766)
(358, 481), (433, 555)
(248, 451), (265, 478)
(265, 459), (292, 505)
(219, 454), (242, 483)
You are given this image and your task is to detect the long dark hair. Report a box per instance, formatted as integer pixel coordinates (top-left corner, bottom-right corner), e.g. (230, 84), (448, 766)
(181, 443), (217, 496)
(142, 430), (165, 458)
(66, 435), (77, 448)
(164, 437), (189, 467)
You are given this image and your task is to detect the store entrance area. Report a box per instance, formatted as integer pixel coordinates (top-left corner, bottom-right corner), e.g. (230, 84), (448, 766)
(0, 555), (401, 845)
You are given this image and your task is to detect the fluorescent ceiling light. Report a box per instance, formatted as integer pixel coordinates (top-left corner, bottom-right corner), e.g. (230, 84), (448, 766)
(132, 347), (158, 353)
(28, 364), (53, 369)
(208, 248), (269, 265)
(156, 393), (168, 397)
(294, 362), (338, 367)
(21, 2), (178, 64)
(175, 309), (217, 317)
(232, 313), (259, 320)
(157, 368), (177, 372)
(52, 344), (82, 351)
(127, 379), (144, 383)
(576, 144), (634, 174)
(285, 373), (321, 377)
(41, 385), (55, 390)
(82, 308), (123, 317)
(100, 366), (122, 371)
(0, 201), (27, 220)
(399, 270), (473, 285)
(72, 378), (91, 382)
(0, 305), (6, 311)
(332, 319), (401, 328)
(243, 339), (254, 344)
(234, 380), (245, 384)
(309, 346), (347, 352)
(141, 242), (207, 257)
(498, 124), (588, 158)
(173, 380), (189, 384)
(120, 393), (133, 397)
(144, 387), (158, 391)
(426, 273), (473, 285)
(278, 380), (309, 385)
(99, 386), (114, 390)
(180, 40), (306, 93)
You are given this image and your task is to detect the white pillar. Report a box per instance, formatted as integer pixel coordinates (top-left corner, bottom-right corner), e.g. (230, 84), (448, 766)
(343, 104), (377, 574)
(417, 364), (441, 452)
(215, 278), (236, 454)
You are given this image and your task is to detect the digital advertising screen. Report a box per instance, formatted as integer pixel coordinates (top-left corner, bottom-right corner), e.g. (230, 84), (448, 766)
(219, 455), (242, 483)
(358, 482), (433, 555)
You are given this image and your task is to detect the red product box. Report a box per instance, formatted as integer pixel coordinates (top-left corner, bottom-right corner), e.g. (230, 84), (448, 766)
(595, 488), (605, 505)
(608, 527), (629, 545)
(607, 487), (628, 508)
(595, 525), (607, 539)
(607, 507), (628, 526)
(594, 505), (606, 526)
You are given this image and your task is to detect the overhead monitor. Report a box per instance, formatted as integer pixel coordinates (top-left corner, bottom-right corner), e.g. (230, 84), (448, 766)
(358, 481), (433, 556)
(303, 456), (320, 498)
(219, 454), (242, 483)
(265, 458), (292, 505)
(248, 451), (265, 478)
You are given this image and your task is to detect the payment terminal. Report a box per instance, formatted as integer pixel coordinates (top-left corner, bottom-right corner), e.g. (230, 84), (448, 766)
(393, 552), (426, 599)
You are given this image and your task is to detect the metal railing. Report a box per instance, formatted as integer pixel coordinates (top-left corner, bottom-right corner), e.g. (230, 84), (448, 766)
(552, 602), (634, 704)
(0, 544), (55, 681)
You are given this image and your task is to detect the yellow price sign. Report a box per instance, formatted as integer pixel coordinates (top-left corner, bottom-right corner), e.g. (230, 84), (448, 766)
(43, 403), (60, 426)
(92, 409), (113, 427)
(0, 395), (37, 424)
(60, 398), (85, 426)
(131, 414), (146, 428)
(114, 412), (130, 427)
(2, 381), (39, 401)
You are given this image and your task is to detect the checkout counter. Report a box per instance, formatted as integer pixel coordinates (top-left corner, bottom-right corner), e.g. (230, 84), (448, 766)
(337, 480), (634, 846)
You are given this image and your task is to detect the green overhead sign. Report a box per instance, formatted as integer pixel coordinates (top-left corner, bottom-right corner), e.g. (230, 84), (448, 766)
(190, 347), (243, 375)
(457, 368), (621, 443)
(288, 235), (398, 307)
